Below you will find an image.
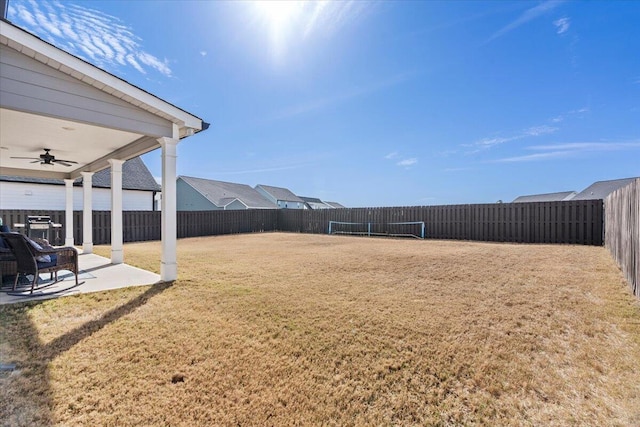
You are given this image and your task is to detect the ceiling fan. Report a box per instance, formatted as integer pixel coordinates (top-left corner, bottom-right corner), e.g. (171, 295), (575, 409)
(11, 148), (78, 167)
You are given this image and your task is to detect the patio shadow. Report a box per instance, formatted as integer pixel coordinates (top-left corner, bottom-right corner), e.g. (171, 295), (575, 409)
(0, 281), (173, 425)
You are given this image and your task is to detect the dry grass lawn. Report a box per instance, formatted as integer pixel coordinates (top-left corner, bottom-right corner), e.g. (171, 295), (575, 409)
(1, 232), (639, 426)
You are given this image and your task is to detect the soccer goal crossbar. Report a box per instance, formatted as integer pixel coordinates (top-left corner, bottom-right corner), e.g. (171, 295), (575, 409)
(328, 221), (425, 239)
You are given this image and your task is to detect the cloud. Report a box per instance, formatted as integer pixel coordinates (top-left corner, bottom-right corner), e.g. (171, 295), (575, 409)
(554, 17), (570, 34)
(384, 151), (417, 168)
(397, 158), (418, 167)
(200, 51), (208, 57)
(549, 106), (589, 123)
(487, 0), (563, 42)
(468, 124), (558, 153)
(7, 0), (172, 77)
(528, 141), (640, 151)
(494, 151), (571, 162)
(494, 140), (640, 162)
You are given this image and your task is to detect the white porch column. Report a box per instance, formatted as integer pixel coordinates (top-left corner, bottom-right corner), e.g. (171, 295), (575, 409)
(64, 179), (75, 247)
(81, 171), (94, 254)
(159, 137), (179, 281)
(109, 159), (125, 264)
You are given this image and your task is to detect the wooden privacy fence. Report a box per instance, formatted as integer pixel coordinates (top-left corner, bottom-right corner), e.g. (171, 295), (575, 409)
(605, 178), (639, 298)
(1, 199), (604, 246)
(278, 200), (604, 245)
(0, 209), (278, 245)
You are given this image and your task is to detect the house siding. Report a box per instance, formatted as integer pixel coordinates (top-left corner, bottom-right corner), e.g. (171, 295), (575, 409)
(225, 199), (247, 210)
(0, 181), (154, 210)
(0, 45), (172, 138)
(176, 178), (219, 210)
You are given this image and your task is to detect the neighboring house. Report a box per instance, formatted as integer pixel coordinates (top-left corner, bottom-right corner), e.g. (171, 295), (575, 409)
(177, 176), (276, 210)
(255, 184), (305, 209)
(572, 177), (639, 200)
(0, 157), (160, 211)
(299, 196), (334, 210)
(512, 191), (577, 203)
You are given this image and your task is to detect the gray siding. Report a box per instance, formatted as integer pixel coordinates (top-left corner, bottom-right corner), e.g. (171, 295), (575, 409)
(225, 199), (247, 210)
(177, 179), (219, 211)
(0, 45), (172, 137)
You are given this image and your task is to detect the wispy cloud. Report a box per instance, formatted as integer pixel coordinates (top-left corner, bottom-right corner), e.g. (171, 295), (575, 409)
(528, 141), (640, 151)
(8, 0), (172, 77)
(384, 151), (417, 169)
(554, 17), (570, 34)
(494, 151), (571, 162)
(487, 0), (563, 43)
(549, 106), (589, 124)
(397, 158), (418, 167)
(494, 140), (640, 162)
(468, 124), (558, 153)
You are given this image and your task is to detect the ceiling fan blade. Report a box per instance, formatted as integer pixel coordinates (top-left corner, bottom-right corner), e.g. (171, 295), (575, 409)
(31, 160), (41, 163)
(10, 156), (40, 160)
(54, 159), (78, 164)
(55, 161), (74, 167)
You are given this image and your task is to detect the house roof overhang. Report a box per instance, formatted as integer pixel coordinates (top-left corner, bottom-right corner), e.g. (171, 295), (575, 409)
(0, 19), (207, 180)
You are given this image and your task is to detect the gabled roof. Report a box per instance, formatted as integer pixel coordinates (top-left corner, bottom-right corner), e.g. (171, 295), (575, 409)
(325, 201), (345, 208)
(0, 157), (160, 191)
(180, 176), (276, 209)
(512, 191), (577, 203)
(91, 157), (160, 191)
(572, 177), (639, 200)
(299, 196), (324, 204)
(256, 184), (304, 203)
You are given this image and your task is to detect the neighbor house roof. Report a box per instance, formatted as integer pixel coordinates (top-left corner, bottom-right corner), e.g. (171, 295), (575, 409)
(572, 177), (639, 200)
(180, 176), (276, 209)
(0, 157), (160, 191)
(512, 191), (577, 203)
(325, 201), (345, 208)
(255, 184), (304, 203)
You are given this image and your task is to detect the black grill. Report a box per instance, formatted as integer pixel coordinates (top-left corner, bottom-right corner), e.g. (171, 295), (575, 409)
(26, 215), (51, 241)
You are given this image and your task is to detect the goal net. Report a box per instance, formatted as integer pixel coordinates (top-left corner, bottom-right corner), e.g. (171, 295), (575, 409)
(328, 221), (425, 239)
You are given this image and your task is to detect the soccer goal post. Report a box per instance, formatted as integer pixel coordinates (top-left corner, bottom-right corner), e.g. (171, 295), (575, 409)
(328, 221), (425, 239)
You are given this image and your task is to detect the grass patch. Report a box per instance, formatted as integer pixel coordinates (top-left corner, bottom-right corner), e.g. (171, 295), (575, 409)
(2, 233), (640, 425)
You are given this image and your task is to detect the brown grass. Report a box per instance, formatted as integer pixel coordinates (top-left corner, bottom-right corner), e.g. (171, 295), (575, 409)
(1, 232), (639, 426)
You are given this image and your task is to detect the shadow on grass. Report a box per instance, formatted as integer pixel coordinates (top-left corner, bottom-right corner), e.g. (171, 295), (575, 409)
(0, 281), (173, 426)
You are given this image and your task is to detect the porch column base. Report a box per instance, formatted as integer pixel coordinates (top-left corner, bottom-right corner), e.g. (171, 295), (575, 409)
(83, 242), (93, 253)
(161, 262), (177, 282)
(111, 249), (124, 264)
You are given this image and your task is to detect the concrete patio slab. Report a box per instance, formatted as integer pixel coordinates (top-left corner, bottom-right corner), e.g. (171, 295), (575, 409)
(0, 252), (161, 305)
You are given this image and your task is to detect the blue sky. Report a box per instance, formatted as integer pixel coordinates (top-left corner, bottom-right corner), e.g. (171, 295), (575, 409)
(7, 0), (640, 206)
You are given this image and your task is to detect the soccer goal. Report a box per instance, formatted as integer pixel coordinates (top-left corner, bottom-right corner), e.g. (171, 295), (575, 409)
(328, 221), (425, 239)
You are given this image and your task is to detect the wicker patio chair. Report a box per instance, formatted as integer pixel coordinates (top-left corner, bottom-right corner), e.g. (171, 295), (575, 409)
(0, 235), (18, 285)
(0, 232), (79, 294)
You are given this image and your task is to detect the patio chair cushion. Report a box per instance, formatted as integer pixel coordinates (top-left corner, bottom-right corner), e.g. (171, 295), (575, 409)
(36, 254), (58, 269)
(26, 239), (51, 263)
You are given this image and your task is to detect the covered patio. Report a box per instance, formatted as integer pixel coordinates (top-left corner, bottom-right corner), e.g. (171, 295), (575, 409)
(0, 18), (207, 290)
(0, 250), (160, 305)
